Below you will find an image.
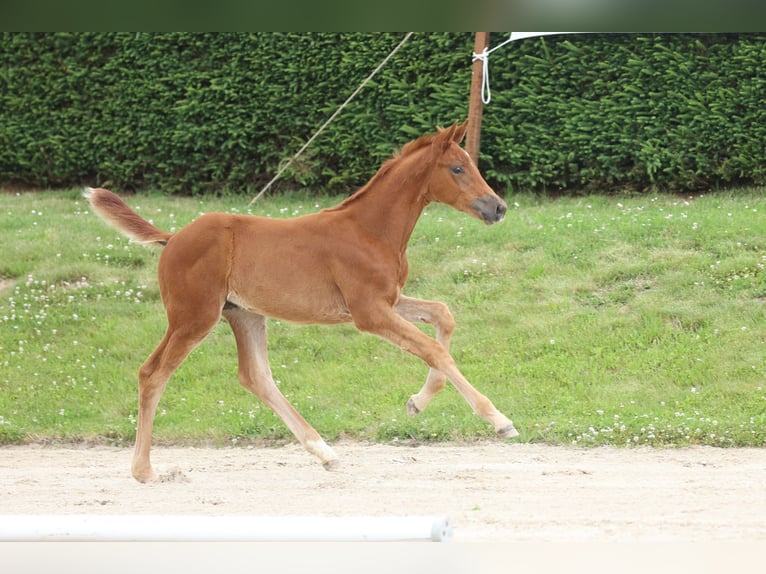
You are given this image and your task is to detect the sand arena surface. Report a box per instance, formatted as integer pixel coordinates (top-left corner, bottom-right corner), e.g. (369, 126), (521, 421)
(2, 441), (765, 542)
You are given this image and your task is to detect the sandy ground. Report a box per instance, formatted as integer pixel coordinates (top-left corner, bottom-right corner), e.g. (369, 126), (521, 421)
(1, 441), (765, 543)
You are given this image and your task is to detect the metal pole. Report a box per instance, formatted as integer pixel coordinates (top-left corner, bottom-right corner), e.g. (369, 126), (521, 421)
(466, 32), (490, 166)
(0, 515), (453, 542)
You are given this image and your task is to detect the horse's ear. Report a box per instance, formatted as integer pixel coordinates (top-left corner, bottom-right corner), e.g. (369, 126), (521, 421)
(435, 121), (459, 151)
(453, 120), (469, 144)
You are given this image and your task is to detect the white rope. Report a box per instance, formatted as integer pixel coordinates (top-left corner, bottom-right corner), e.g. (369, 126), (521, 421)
(249, 32), (414, 206)
(472, 47), (492, 104)
(473, 33), (577, 105)
(472, 34), (517, 105)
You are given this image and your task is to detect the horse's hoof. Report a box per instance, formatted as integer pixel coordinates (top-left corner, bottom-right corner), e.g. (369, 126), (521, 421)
(406, 397), (420, 417)
(132, 470), (160, 484)
(498, 424), (520, 439)
(323, 459), (340, 471)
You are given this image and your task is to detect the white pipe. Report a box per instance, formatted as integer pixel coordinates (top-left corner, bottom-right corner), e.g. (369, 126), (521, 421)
(0, 515), (452, 542)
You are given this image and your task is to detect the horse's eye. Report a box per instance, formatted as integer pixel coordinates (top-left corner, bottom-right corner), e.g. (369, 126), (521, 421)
(452, 166), (464, 175)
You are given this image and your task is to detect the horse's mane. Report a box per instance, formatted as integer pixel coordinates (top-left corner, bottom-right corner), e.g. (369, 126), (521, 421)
(325, 133), (437, 212)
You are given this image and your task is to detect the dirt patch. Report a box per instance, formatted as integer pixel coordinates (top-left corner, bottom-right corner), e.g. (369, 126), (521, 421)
(1, 441), (765, 542)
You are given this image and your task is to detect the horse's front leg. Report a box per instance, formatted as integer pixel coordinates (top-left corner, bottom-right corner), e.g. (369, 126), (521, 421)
(353, 302), (519, 439)
(395, 295), (454, 417)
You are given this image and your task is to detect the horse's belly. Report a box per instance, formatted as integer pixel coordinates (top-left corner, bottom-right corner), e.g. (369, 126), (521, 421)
(226, 282), (351, 325)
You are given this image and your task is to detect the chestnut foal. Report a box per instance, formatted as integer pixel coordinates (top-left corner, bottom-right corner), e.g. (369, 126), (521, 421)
(87, 121), (518, 483)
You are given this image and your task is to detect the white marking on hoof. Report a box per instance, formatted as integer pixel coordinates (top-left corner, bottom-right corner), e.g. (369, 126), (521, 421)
(322, 459), (341, 471)
(498, 424), (520, 439)
(306, 439), (338, 468)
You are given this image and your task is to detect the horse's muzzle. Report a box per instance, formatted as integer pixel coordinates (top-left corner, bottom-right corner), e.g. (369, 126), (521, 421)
(472, 195), (507, 224)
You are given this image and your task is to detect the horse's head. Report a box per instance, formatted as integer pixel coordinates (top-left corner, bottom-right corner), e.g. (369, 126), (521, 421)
(426, 120), (507, 225)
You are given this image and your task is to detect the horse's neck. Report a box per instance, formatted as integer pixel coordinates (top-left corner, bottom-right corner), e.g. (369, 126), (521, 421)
(330, 154), (431, 254)
(348, 163), (428, 253)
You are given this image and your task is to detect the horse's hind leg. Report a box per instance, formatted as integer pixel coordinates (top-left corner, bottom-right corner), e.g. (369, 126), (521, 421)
(395, 296), (454, 416)
(132, 317), (219, 483)
(224, 308), (339, 469)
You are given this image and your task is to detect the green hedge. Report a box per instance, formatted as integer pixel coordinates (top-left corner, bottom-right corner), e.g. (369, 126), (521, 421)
(1, 32), (765, 195)
(483, 33), (766, 193)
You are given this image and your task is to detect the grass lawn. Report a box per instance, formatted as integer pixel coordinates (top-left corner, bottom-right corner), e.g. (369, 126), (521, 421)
(1, 188), (765, 447)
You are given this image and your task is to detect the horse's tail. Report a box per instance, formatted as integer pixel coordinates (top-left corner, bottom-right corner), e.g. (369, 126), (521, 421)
(84, 187), (173, 246)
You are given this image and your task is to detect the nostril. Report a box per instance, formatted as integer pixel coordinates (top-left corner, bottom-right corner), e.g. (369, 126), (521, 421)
(472, 196), (507, 224)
